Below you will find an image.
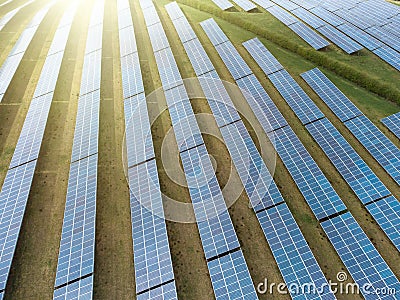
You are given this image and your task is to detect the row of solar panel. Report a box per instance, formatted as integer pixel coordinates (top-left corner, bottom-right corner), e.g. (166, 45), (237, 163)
(117, 1), (177, 298)
(0, 1), (77, 297)
(53, 1), (103, 299)
(245, 40), (400, 251)
(200, 18), (400, 299)
(147, 3), (260, 299)
(0, 0), (34, 31)
(381, 112), (400, 140)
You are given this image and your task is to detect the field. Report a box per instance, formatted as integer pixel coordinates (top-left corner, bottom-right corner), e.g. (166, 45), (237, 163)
(0, 0), (399, 299)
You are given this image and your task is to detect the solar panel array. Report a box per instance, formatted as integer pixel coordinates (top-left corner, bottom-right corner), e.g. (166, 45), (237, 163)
(0, 1), (76, 296)
(202, 21), (400, 298)
(53, 0), (103, 298)
(117, 0), (177, 297)
(381, 112), (400, 140)
(211, 0), (234, 11)
(231, 0), (256, 12)
(0, 0), (34, 31)
(0, 2), (54, 103)
(301, 68), (400, 185)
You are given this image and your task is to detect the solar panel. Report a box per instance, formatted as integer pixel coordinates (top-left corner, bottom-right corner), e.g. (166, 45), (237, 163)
(271, 126), (347, 220)
(372, 46), (400, 71)
(333, 9), (372, 30)
(288, 22), (331, 50)
(9, 93), (53, 169)
(344, 116), (400, 185)
(208, 250), (258, 300)
(119, 26), (137, 56)
(268, 69), (325, 125)
(291, 7), (327, 29)
(88, 0), (104, 27)
(0, 0), (34, 31)
(148, 23), (170, 52)
(242, 38), (284, 75)
(289, 0), (319, 10)
(153, 48), (183, 91)
(381, 22), (400, 38)
(183, 39), (215, 76)
(180, 144), (240, 259)
(317, 24), (363, 54)
(118, 8), (133, 29)
(215, 42), (253, 80)
(321, 212), (400, 299)
(142, 6), (161, 27)
(251, 0), (275, 9)
(47, 26), (74, 56)
(220, 120), (284, 212)
(85, 23), (103, 54)
(309, 6), (345, 27)
(257, 203), (335, 300)
(120, 52), (144, 98)
(128, 159), (176, 293)
(136, 280), (178, 300)
(300, 68), (362, 122)
(267, 5), (299, 26)
(164, 2), (185, 20)
(381, 112), (400, 140)
(70, 90), (100, 163)
(170, 17), (197, 43)
(0, 160), (36, 291)
(211, 0), (234, 10)
(306, 118), (391, 204)
(124, 93), (155, 167)
(53, 275), (93, 300)
(366, 26), (400, 52)
(33, 51), (64, 98)
(231, 0), (257, 11)
(366, 196), (400, 252)
(199, 18), (229, 46)
(0, 53), (24, 101)
(271, 0), (299, 11)
(236, 74), (288, 132)
(79, 49), (102, 96)
(337, 23), (383, 51)
(54, 155), (97, 288)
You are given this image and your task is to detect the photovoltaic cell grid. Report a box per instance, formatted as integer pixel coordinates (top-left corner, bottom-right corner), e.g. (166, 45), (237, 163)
(128, 160), (176, 294)
(288, 22), (330, 50)
(268, 69), (324, 125)
(208, 250), (258, 300)
(337, 23), (383, 51)
(215, 42), (253, 80)
(267, 5), (298, 25)
(53, 275), (93, 300)
(231, 0), (256, 11)
(366, 26), (400, 52)
(171, 17), (197, 43)
(120, 52), (144, 98)
(0, 4), (53, 102)
(119, 26), (137, 56)
(373, 46), (400, 71)
(183, 39), (214, 76)
(136, 281), (177, 300)
(78, 49), (102, 96)
(211, 0), (234, 10)
(381, 112), (400, 140)
(272, 0), (299, 11)
(153, 48), (183, 91)
(321, 212), (400, 300)
(317, 24), (363, 54)
(366, 196), (400, 252)
(257, 204), (335, 300)
(54, 155), (97, 288)
(271, 126), (347, 221)
(199, 18), (229, 46)
(291, 7), (327, 29)
(0, 160), (36, 291)
(309, 6), (344, 27)
(252, 0), (275, 9)
(306, 118), (391, 205)
(345, 116), (400, 185)
(300, 68), (362, 122)
(242, 38), (283, 75)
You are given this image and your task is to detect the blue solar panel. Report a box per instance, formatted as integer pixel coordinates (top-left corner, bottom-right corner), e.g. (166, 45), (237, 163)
(183, 39), (215, 76)
(85, 23), (103, 54)
(337, 23), (383, 51)
(306, 118), (391, 204)
(291, 7), (327, 29)
(208, 250), (258, 300)
(321, 212), (400, 299)
(0, 53), (24, 101)
(268, 69), (324, 125)
(54, 155), (97, 288)
(309, 6), (344, 27)
(257, 203), (335, 300)
(0, 160), (36, 291)
(214, 42), (252, 80)
(164, 1), (185, 20)
(231, 0), (257, 11)
(120, 52), (144, 98)
(118, 8), (134, 29)
(373, 46), (400, 71)
(53, 275), (93, 300)
(290, 0), (319, 10)
(252, 0), (275, 9)
(267, 5), (299, 26)
(381, 112), (400, 140)
(345, 115), (400, 185)
(271, 126), (347, 220)
(317, 24), (363, 54)
(272, 0), (299, 11)
(366, 196), (400, 252)
(242, 38), (283, 75)
(180, 144), (241, 259)
(288, 22), (330, 50)
(236, 74), (288, 132)
(199, 18), (229, 46)
(119, 26), (137, 56)
(381, 22), (400, 39)
(33, 51), (64, 98)
(9, 93), (53, 168)
(333, 9), (372, 30)
(128, 159), (176, 293)
(153, 48), (183, 91)
(124, 93), (155, 167)
(211, 0), (234, 10)
(366, 26), (400, 52)
(79, 49), (102, 96)
(300, 68), (362, 122)
(170, 17), (197, 43)
(136, 280), (178, 300)
(70, 90), (100, 163)
(148, 23), (170, 52)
